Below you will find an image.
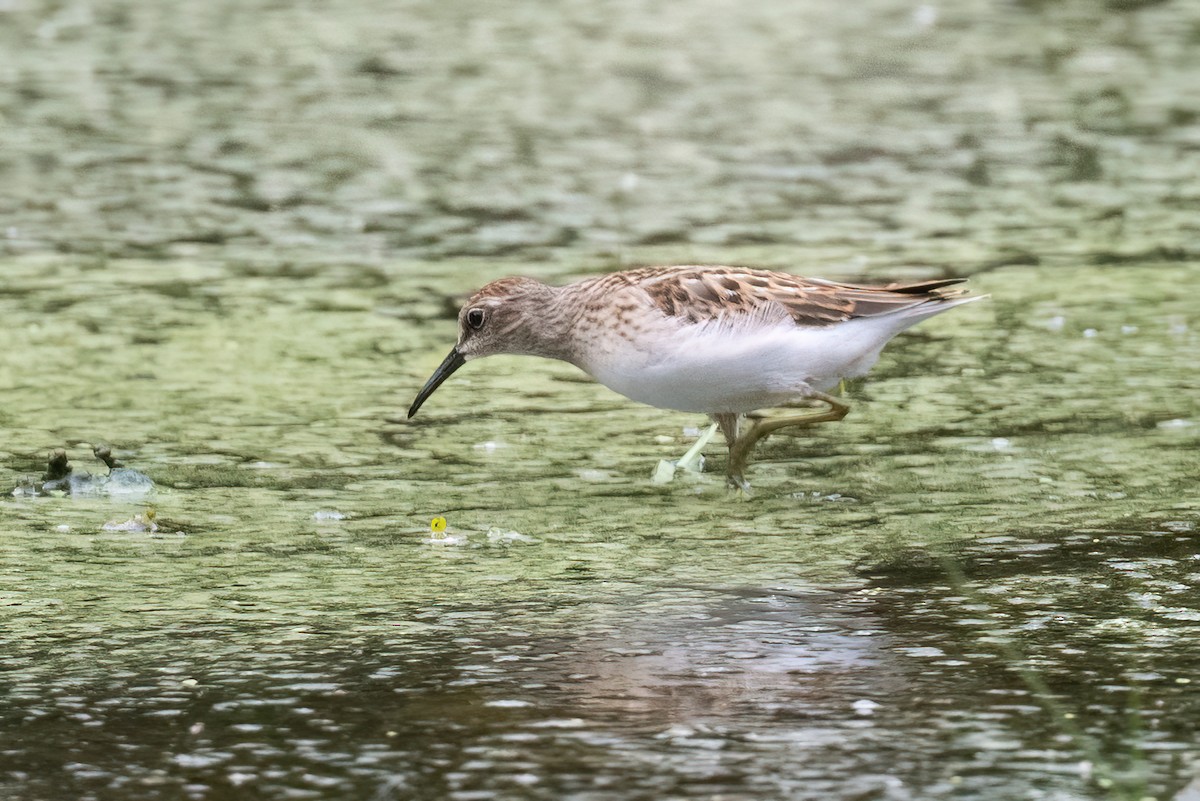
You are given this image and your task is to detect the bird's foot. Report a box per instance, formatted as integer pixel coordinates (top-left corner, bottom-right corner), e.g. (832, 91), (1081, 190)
(724, 422), (759, 497)
(651, 423), (718, 484)
(724, 394), (852, 489)
(726, 471), (754, 497)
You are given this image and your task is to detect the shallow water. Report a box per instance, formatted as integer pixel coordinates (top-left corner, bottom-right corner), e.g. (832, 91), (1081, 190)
(2, 0), (1200, 799)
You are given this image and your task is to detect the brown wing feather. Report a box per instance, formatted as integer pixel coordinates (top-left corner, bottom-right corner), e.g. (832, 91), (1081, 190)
(612, 266), (966, 327)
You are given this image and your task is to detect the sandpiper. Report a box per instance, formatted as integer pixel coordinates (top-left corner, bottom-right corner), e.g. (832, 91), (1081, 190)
(409, 265), (982, 491)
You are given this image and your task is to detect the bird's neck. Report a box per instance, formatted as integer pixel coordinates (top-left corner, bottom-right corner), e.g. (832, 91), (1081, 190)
(509, 282), (580, 363)
(538, 279), (614, 371)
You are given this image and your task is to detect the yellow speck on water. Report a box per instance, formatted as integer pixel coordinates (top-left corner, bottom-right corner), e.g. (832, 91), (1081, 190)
(430, 516), (447, 535)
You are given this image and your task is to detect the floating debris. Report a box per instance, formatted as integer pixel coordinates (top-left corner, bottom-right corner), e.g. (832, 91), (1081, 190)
(102, 509), (158, 533)
(43, 449), (71, 481)
(12, 446), (155, 498)
(790, 490), (859, 503)
(423, 516), (469, 545)
(106, 468), (155, 497)
(485, 527), (539, 545)
(93, 444), (124, 470)
(852, 699), (881, 716)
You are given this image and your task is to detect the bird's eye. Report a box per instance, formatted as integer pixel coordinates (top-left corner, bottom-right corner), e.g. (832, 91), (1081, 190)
(466, 308), (486, 330)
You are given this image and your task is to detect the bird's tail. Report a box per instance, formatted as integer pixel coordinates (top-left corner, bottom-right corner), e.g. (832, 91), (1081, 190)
(892, 289), (987, 326)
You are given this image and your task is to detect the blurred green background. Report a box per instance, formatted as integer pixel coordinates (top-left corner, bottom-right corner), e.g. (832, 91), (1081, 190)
(1, 2), (1198, 800)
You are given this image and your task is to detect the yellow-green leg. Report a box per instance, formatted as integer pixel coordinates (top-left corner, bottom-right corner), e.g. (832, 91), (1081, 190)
(720, 391), (851, 492)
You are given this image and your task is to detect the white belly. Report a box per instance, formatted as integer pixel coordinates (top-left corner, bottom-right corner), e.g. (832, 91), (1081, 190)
(583, 317), (898, 414)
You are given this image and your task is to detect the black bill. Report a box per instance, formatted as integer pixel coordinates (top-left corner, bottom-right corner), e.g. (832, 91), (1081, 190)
(408, 348), (466, 418)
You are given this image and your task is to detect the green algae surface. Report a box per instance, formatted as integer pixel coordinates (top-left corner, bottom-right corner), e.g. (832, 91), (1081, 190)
(2, 0), (1200, 799)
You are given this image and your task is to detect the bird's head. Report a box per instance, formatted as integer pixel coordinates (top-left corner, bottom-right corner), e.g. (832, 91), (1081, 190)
(407, 276), (556, 418)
